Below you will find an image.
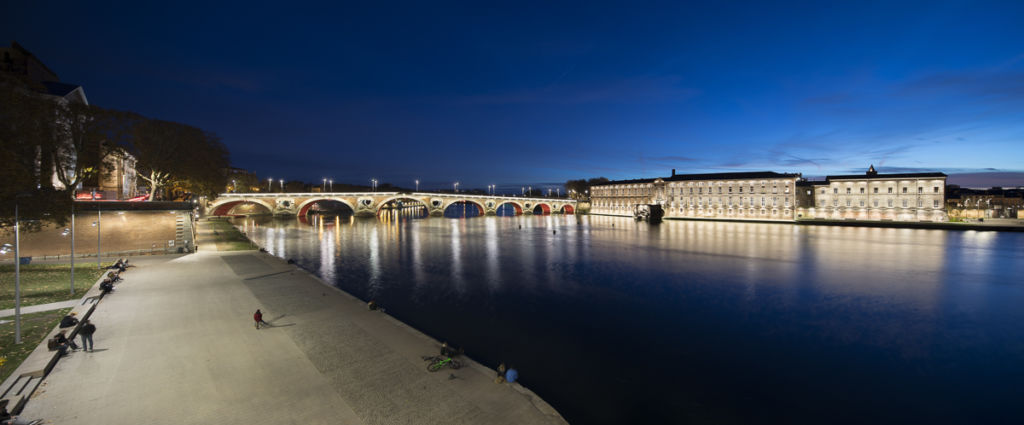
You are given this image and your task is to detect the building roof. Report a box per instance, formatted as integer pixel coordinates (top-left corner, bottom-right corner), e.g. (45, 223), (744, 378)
(595, 171), (801, 186)
(40, 81), (80, 97)
(665, 171), (800, 182)
(826, 172), (947, 181)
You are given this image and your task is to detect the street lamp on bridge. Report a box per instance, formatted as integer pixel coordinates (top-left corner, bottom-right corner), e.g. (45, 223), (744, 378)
(329, 179), (333, 192)
(371, 179), (378, 192)
(453, 182), (459, 193)
(279, 179), (284, 192)
(322, 178), (327, 192)
(267, 178), (272, 192)
(415, 179), (419, 192)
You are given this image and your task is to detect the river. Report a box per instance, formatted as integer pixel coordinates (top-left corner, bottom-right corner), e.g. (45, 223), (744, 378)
(233, 214), (1024, 424)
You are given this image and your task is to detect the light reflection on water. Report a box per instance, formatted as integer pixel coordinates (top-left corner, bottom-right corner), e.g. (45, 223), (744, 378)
(236, 214), (1024, 425)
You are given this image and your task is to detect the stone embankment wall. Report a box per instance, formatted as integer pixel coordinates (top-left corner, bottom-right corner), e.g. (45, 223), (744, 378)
(0, 210), (193, 259)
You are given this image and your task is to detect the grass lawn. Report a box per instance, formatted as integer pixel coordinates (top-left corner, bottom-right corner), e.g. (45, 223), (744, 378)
(0, 263), (105, 310)
(207, 220), (255, 251)
(0, 308), (70, 382)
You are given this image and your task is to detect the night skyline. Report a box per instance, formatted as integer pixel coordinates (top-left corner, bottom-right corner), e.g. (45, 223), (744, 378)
(4, 1), (1024, 190)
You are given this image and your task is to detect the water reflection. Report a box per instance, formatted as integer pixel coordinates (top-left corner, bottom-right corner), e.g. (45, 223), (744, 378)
(235, 215), (1024, 425)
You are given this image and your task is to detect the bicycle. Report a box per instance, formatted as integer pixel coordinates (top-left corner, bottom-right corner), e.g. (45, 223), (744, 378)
(422, 355), (462, 372)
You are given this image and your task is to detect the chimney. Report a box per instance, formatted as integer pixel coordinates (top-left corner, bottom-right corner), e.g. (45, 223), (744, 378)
(671, 169), (676, 177)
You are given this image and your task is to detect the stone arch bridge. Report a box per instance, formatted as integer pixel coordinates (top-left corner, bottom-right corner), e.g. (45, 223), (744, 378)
(206, 192), (579, 218)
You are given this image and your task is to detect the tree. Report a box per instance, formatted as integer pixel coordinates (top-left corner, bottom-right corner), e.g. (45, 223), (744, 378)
(565, 177), (609, 199)
(0, 75), (73, 229)
(131, 119), (229, 200)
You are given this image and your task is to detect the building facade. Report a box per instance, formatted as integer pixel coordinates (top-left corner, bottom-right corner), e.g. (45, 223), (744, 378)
(3, 42), (138, 199)
(798, 166), (947, 222)
(591, 171), (802, 221)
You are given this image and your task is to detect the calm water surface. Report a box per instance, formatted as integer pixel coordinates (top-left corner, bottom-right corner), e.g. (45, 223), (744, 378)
(235, 214), (1024, 424)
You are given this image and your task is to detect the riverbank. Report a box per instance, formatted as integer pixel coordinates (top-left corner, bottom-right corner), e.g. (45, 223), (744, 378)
(795, 218), (1024, 231)
(14, 219), (567, 425)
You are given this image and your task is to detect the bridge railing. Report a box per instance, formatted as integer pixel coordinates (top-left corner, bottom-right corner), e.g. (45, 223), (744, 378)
(216, 192), (577, 202)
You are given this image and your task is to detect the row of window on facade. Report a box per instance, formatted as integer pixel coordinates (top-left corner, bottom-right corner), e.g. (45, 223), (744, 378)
(597, 205), (788, 215)
(596, 196), (790, 208)
(819, 199), (942, 208)
(824, 186), (941, 195)
(595, 180), (793, 196)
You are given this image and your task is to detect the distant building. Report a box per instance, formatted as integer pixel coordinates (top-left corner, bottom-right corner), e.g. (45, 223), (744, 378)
(591, 170), (802, 221)
(799, 165), (947, 222)
(2, 41), (137, 199)
(945, 186), (1022, 219)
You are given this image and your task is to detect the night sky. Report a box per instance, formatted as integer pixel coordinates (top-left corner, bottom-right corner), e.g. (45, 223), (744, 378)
(4, 1), (1024, 190)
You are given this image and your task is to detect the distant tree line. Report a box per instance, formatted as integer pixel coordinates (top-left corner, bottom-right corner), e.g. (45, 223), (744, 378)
(565, 177), (610, 199)
(1, 73), (229, 228)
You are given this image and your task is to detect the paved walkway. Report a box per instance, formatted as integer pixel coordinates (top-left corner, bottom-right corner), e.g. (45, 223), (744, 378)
(12, 220), (567, 425)
(0, 300), (79, 320)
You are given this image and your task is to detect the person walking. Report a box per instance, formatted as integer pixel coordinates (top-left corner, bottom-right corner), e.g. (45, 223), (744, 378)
(79, 320), (96, 352)
(254, 309), (263, 329)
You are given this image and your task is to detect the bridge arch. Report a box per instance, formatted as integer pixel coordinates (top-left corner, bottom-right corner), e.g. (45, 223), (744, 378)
(533, 203), (552, 215)
(496, 201), (524, 216)
(209, 199), (274, 216)
(296, 198), (358, 218)
(443, 199), (486, 218)
(560, 204), (575, 214)
(374, 196), (430, 213)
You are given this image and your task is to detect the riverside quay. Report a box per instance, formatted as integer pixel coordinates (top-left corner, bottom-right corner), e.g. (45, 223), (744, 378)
(590, 165), (948, 222)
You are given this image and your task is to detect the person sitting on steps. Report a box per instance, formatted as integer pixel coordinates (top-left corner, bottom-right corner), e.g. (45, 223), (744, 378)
(99, 279), (114, 294)
(440, 342), (463, 358)
(59, 312), (79, 329)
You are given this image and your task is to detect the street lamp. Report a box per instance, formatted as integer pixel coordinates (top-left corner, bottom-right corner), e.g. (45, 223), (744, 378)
(323, 178), (327, 192)
(371, 179), (378, 192)
(453, 182), (459, 193)
(329, 179), (333, 192)
(415, 179), (419, 192)
(231, 179), (236, 193)
(521, 187), (524, 196)
(267, 178), (272, 192)
(12, 192), (31, 344)
(279, 179), (284, 193)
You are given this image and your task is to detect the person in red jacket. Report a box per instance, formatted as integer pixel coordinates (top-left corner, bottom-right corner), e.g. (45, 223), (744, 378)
(254, 309), (263, 329)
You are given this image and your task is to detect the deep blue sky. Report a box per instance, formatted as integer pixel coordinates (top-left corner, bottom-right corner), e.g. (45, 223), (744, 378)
(5, 1), (1024, 190)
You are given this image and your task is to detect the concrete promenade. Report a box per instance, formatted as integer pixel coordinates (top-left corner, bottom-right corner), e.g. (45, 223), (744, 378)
(14, 221), (567, 424)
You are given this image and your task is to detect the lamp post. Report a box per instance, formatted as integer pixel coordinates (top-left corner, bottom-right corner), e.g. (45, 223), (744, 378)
(279, 179), (284, 193)
(329, 179), (333, 192)
(453, 182), (459, 193)
(415, 179), (419, 192)
(70, 200), (75, 295)
(323, 178), (327, 192)
(13, 195), (26, 344)
(521, 187), (524, 196)
(96, 203), (102, 270)
(371, 179), (377, 192)
(528, 186), (532, 197)
(267, 178), (272, 192)
(231, 179), (236, 193)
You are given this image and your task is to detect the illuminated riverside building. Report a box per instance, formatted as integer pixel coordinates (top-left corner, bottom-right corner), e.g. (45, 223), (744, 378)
(590, 171), (802, 221)
(798, 166), (947, 222)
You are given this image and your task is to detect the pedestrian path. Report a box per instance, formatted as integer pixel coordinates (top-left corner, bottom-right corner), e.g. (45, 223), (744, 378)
(0, 300), (78, 320)
(11, 220), (567, 425)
